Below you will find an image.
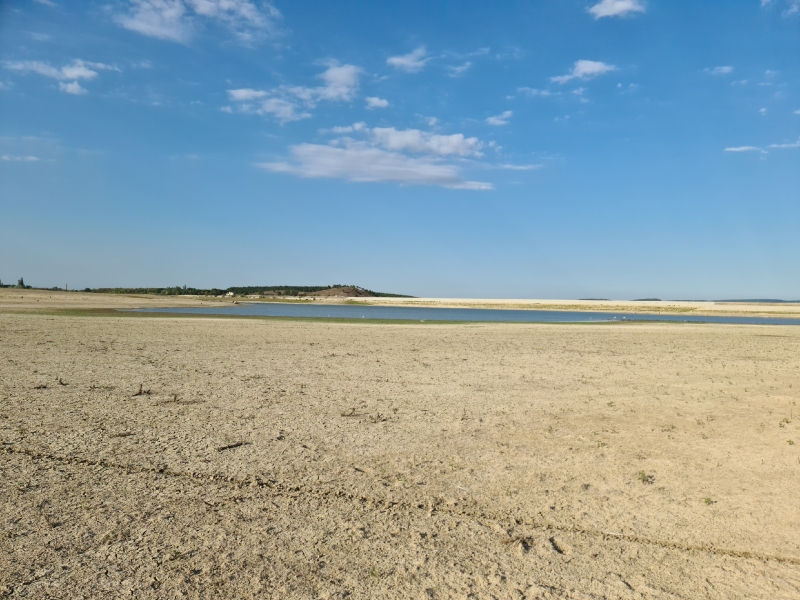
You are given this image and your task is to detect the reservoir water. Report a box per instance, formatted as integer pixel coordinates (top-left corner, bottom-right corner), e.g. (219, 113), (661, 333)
(131, 303), (800, 326)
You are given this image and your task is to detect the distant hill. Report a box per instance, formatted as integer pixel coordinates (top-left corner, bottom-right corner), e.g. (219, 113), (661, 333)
(82, 284), (413, 298)
(308, 286), (377, 297)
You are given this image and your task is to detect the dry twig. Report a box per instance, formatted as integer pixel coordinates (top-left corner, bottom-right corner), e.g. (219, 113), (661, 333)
(132, 384), (151, 397)
(216, 441), (250, 452)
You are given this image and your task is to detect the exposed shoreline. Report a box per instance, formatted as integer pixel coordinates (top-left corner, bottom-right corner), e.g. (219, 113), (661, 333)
(3, 288), (800, 319)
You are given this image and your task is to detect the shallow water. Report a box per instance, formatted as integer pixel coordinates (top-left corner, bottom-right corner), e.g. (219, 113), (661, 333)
(131, 302), (800, 325)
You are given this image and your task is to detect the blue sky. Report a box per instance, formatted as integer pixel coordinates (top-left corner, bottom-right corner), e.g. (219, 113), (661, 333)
(1, 0), (799, 298)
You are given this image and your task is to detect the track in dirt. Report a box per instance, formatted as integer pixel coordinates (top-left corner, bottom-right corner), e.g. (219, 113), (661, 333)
(6, 444), (799, 568)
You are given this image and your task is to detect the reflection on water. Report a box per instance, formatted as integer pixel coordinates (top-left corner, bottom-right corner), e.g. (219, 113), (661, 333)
(131, 303), (800, 326)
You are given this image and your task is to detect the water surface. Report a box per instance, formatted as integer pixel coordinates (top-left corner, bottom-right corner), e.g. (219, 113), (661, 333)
(132, 303), (800, 326)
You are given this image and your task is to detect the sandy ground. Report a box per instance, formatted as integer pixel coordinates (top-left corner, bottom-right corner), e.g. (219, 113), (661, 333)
(1, 296), (799, 598)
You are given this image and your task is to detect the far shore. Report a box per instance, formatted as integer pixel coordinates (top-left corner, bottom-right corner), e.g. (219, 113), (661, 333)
(2, 288), (800, 318)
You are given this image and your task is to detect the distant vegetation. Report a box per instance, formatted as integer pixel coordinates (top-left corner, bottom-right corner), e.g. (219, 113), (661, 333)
(0, 280), (412, 297)
(0, 278), (33, 289)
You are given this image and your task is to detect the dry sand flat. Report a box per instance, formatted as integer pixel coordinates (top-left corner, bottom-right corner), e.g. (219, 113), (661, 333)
(354, 297), (800, 319)
(1, 304), (800, 598)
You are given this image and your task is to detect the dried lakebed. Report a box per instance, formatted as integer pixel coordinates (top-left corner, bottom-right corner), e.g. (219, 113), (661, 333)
(1, 313), (799, 598)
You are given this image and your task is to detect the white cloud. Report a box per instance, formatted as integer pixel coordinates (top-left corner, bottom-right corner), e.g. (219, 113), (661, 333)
(370, 127), (483, 156)
(426, 117), (438, 127)
(449, 62), (472, 77)
(283, 62), (361, 104)
(762, 0), (800, 16)
(486, 110), (512, 126)
(227, 88), (268, 101)
(500, 164), (543, 170)
(238, 97), (310, 123)
(794, 109), (800, 115)
(329, 122), (366, 134)
(705, 66), (734, 75)
(116, 0), (190, 42)
(769, 138), (800, 149)
(226, 62), (361, 123)
(759, 108), (768, 115)
(59, 81), (86, 94)
(33, 0), (56, 6)
(4, 59), (117, 81)
(115, 0), (281, 43)
(313, 62), (361, 101)
(259, 123), (493, 189)
(387, 47), (430, 73)
(1, 155), (40, 161)
(365, 96), (389, 109)
(588, 0), (645, 19)
(259, 142), (491, 190)
(551, 60), (617, 84)
(3, 59), (118, 94)
(517, 87), (552, 97)
(724, 146), (760, 152)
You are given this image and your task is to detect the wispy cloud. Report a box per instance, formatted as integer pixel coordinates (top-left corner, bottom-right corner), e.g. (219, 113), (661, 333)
(517, 87), (552, 97)
(4, 59), (118, 80)
(449, 62), (472, 77)
(499, 164), (543, 170)
(115, 0), (282, 44)
(769, 138), (800, 149)
(761, 0), (800, 16)
(724, 136), (800, 153)
(486, 110), (512, 126)
(588, 0), (645, 19)
(724, 146), (761, 152)
(387, 47), (430, 73)
(226, 62), (361, 123)
(705, 66), (734, 75)
(365, 96), (389, 109)
(551, 60), (617, 84)
(3, 59), (119, 94)
(1, 155), (40, 161)
(33, 0), (56, 6)
(794, 109), (800, 115)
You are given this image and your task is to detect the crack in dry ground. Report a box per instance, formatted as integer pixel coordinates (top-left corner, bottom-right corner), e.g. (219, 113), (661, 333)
(6, 444), (799, 567)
